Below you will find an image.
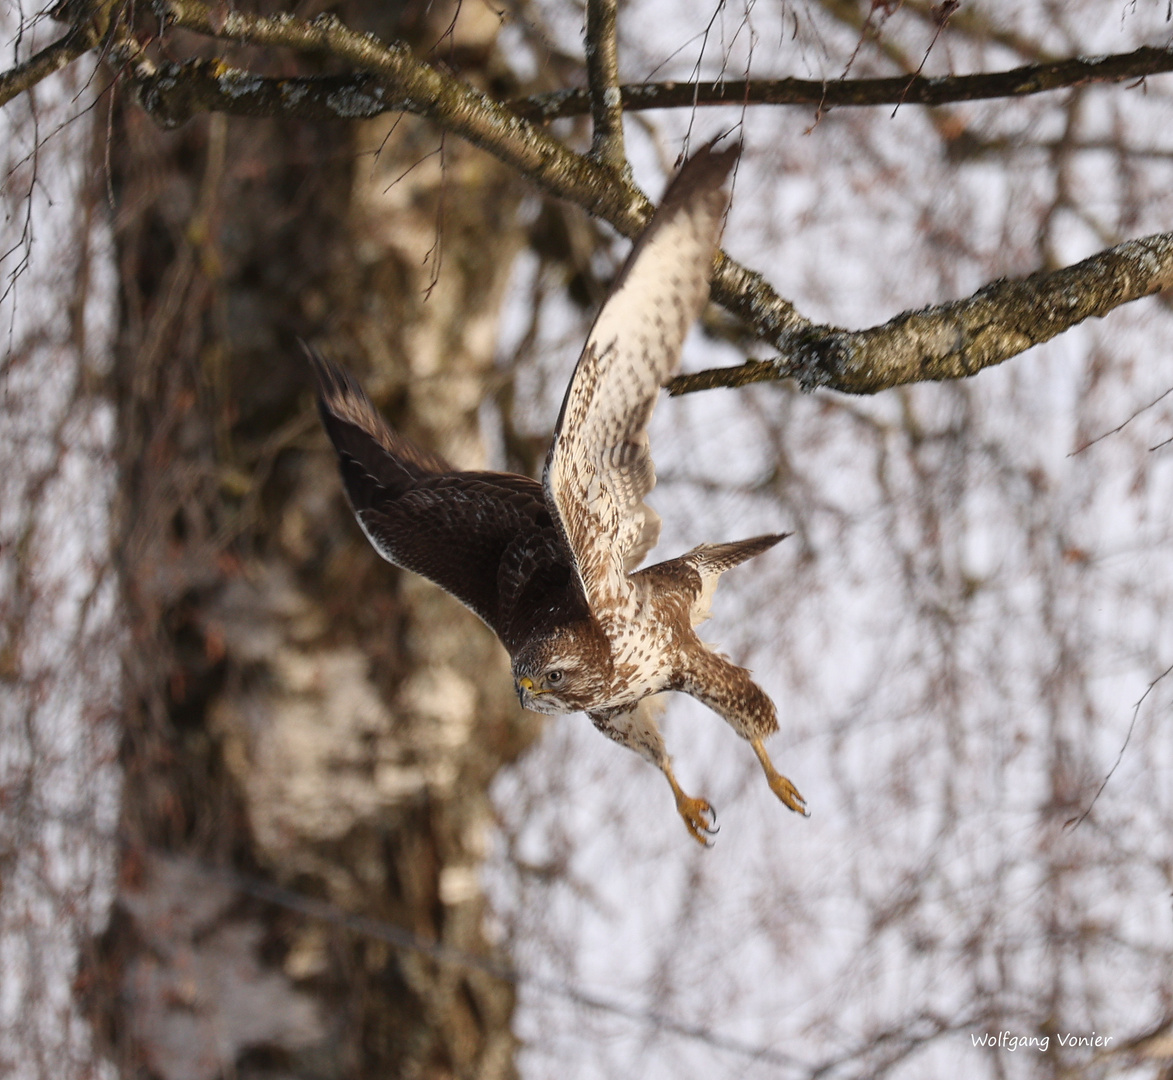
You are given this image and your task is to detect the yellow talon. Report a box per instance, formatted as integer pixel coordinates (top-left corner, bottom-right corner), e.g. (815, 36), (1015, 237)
(662, 765), (718, 845)
(675, 793), (718, 845)
(751, 737), (809, 817)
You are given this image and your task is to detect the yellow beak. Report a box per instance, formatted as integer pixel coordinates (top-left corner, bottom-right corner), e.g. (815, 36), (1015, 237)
(518, 676), (535, 692)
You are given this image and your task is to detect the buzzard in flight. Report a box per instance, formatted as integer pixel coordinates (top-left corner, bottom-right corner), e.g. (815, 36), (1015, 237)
(311, 141), (806, 843)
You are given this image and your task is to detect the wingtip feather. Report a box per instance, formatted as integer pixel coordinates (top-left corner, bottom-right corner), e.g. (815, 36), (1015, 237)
(657, 137), (740, 220)
(302, 342), (453, 478)
(302, 340), (367, 418)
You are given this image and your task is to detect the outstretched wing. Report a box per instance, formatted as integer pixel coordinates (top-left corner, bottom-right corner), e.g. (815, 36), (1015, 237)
(309, 346), (583, 652)
(542, 141), (738, 615)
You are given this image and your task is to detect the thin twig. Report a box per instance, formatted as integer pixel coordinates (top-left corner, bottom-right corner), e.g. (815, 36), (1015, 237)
(1069, 384), (1173, 455)
(1065, 661), (1173, 830)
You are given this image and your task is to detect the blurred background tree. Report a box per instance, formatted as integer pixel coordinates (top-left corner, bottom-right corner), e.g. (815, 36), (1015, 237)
(2, 1), (1172, 1078)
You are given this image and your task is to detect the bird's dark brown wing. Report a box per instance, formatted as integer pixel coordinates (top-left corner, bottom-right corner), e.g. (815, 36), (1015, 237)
(308, 345), (588, 653)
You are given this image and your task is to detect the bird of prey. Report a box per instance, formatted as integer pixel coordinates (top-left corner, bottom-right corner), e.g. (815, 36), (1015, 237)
(310, 141), (806, 843)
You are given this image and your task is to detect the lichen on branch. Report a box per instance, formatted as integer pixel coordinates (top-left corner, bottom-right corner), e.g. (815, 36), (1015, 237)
(669, 233), (1173, 396)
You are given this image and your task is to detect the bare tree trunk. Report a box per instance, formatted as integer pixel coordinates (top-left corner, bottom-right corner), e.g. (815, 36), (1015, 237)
(100, 5), (532, 1076)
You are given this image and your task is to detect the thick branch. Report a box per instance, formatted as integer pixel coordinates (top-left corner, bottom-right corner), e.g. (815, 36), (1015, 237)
(120, 57), (402, 125)
(584, 0), (625, 169)
(123, 48), (1173, 130)
(668, 233), (1173, 396)
(512, 45), (1173, 121)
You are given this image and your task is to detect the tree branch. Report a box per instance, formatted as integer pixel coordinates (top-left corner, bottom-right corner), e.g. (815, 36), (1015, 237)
(668, 233), (1173, 396)
(142, 0), (811, 343)
(0, 1), (117, 108)
(584, 0), (626, 170)
(114, 53), (403, 126)
(155, 0), (642, 221)
(94, 2), (1173, 400)
(512, 44), (1173, 122)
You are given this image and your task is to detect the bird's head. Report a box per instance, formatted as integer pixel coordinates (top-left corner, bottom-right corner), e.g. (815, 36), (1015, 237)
(511, 624), (608, 714)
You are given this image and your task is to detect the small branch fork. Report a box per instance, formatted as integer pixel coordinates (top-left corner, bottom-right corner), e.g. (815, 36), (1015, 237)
(669, 233), (1173, 396)
(4, 0), (1173, 397)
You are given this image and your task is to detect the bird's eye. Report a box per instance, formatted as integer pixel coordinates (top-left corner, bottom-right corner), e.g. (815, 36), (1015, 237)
(546, 670), (564, 686)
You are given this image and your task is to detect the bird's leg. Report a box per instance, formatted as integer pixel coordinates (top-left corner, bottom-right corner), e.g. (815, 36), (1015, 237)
(589, 701), (717, 845)
(751, 737), (809, 816)
(660, 761), (718, 846)
(674, 643), (809, 820)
